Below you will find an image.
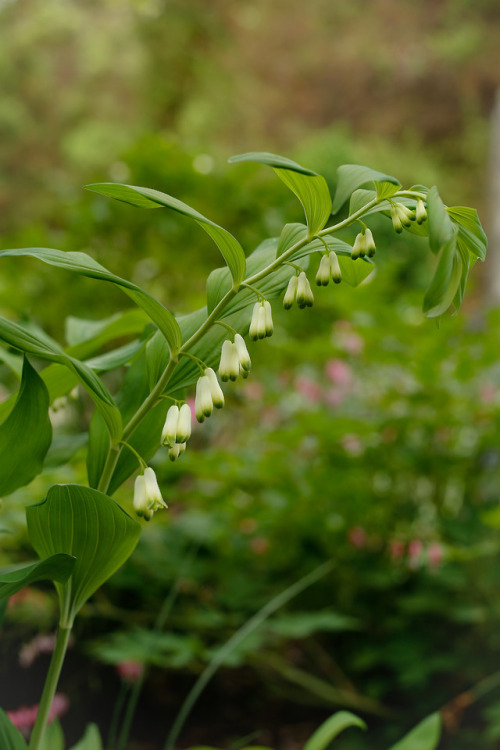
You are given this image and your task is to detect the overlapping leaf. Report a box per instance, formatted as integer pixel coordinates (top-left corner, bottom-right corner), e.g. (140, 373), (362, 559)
(0, 709), (27, 750)
(0, 554), (75, 602)
(332, 165), (400, 214)
(86, 183), (246, 286)
(387, 712), (441, 750)
(303, 711), (366, 750)
(0, 357), (52, 496)
(26, 484), (141, 623)
(0, 247), (181, 354)
(229, 152), (332, 237)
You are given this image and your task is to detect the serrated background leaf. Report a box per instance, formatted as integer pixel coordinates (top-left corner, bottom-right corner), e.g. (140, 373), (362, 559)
(26, 484), (141, 623)
(0, 357), (52, 496)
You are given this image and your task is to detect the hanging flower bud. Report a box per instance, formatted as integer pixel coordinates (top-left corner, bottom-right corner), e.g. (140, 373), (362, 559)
(249, 303), (261, 341)
(296, 272), (314, 309)
(392, 202), (414, 232)
(161, 404), (179, 447)
(416, 199), (427, 225)
(329, 251), (342, 283)
(351, 232), (366, 260)
(234, 333), (251, 372)
(257, 305), (267, 339)
(316, 254), (331, 286)
(283, 275), (298, 309)
(391, 205), (403, 234)
(168, 442), (186, 462)
(219, 340), (234, 382)
(133, 467), (167, 519)
(264, 301), (273, 337)
(205, 367), (225, 409)
(364, 228), (376, 257)
(195, 375), (213, 422)
(177, 403), (192, 443)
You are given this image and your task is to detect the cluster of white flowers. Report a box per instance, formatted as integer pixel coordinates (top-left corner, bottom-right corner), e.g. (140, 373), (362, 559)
(351, 228), (376, 259)
(195, 367), (224, 422)
(249, 300), (273, 340)
(390, 202), (415, 234)
(219, 334), (251, 382)
(283, 271), (314, 310)
(133, 467), (167, 521)
(315, 252), (342, 286)
(161, 402), (192, 461)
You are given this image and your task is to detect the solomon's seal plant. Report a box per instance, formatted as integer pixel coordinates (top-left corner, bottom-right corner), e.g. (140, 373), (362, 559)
(0, 151), (487, 749)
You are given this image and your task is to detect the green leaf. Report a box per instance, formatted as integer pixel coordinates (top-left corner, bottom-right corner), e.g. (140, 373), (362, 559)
(426, 187), (455, 255)
(448, 206), (487, 262)
(423, 230), (461, 317)
(40, 719), (64, 750)
(68, 723), (102, 750)
(375, 181), (401, 200)
(86, 184), (246, 286)
(387, 712), (441, 750)
(303, 711), (367, 750)
(26, 484), (141, 624)
(276, 222), (309, 258)
(65, 308), (148, 350)
(0, 247), (181, 355)
(0, 708), (28, 750)
(229, 152), (331, 237)
(0, 554), (75, 602)
(0, 357), (52, 496)
(332, 165), (400, 214)
(0, 317), (122, 442)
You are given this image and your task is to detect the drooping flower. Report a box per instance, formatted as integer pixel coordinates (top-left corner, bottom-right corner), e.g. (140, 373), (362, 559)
(283, 275), (298, 309)
(161, 404), (179, 447)
(234, 333), (251, 372)
(315, 254), (331, 286)
(264, 300), (273, 337)
(249, 301), (272, 340)
(329, 251), (342, 283)
(391, 202), (415, 233)
(364, 228), (376, 257)
(205, 367), (225, 408)
(133, 467), (167, 520)
(219, 340), (237, 382)
(416, 199), (427, 225)
(195, 375), (214, 422)
(177, 403), (192, 443)
(351, 232), (366, 260)
(296, 272), (314, 309)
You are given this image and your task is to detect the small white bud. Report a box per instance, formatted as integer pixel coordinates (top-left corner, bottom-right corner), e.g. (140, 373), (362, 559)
(296, 272), (314, 309)
(161, 404), (179, 447)
(134, 467), (167, 519)
(195, 375), (213, 422)
(364, 228), (376, 257)
(257, 305), (267, 339)
(391, 205), (404, 234)
(205, 367), (225, 409)
(168, 442), (186, 462)
(264, 300), (273, 337)
(351, 232), (366, 260)
(416, 199), (427, 225)
(395, 202), (414, 227)
(329, 251), (342, 283)
(219, 340), (234, 382)
(249, 303), (261, 341)
(283, 275), (298, 309)
(234, 333), (251, 372)
(176, 403), (192, 443)
(315, 254), (331, 286)
(133, 474), (148, 518)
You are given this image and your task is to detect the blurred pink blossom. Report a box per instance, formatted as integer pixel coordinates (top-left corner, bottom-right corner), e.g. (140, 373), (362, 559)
(408, 539), (423, 568)
(19, 633), (62, 668)
(243, 381), (265, 401)
(325, 359), (353, 387)
(341, 434), (364, 456)
(480, 383), (496, 404)
(389, 540), (406, 561)
(7, 693), (69, 736)
(116, 660), (144, 684)
(294, 375), (322, 403)
(348, 526), (366, 548)
(332, 322), (364, 355)
(427, 542), (443, 570)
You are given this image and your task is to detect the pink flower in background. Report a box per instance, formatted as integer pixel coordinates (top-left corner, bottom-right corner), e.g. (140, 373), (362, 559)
(19, 633), (58, 668)
(332, 321), (364, 355)
(427, 542), (443, 570)
(341, 433), (364, 456)
(325, 359), (353, 387)
(348, 526), (367, 549)
(243, 381), (265, 401)
(7, 694), (69, 736)
(480, 383), (496, 404)
(294, 375), (322, 403)
(408, 539), (423, 568)
(389, 540), (406, 561)
(116, 660), (144, 684)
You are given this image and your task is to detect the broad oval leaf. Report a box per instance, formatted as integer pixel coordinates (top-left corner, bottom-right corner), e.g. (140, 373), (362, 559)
(0, 357), (52, 496)
(26, 484), (141, 624)
(303, 711), (366, 750)
(0, 554), (75, 602)
(85, 184), (246, 287)
(0, 316), (122, 442)
(229, 152), (331, 237)
(0, 708), (28, 750)
(426, 187), (455, 255)
(448, 206), (487, 262)
(276, 222), (309, 258)
(0, 247), (181, 355)
(332, 165), (400, 214)
(423, 230), (461, 318)
(68, 723), (102, 750)
(39, 719), (64, 750)
(387, 712), (441, 750)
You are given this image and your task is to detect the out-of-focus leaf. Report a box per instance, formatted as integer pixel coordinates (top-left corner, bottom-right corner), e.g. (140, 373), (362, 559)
(266, 610), (361, 638)
(303, 711), (367, 750)
(426, 187), (455, 255)
(387, 712), (441, 750)
(68, 723), (102, 750)
(0, 357), (52, 496)
(0, 555), (75, 602)
(229, 152), (331, 236)
(423, 230), (461, 317)
(0, 708), (28, 750)
(332, 165), (400, 214)
(86, 183), (246, 286)
(26, 484), (141, 623)
(448, 206), (487, 262)
(39, 719), (64, 750)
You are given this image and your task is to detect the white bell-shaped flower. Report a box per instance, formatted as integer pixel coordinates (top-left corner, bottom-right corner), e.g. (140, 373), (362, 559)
(205, 367), (225, 409)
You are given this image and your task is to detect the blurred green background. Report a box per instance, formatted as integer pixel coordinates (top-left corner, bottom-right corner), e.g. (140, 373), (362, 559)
(1, 0), (500, 748)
